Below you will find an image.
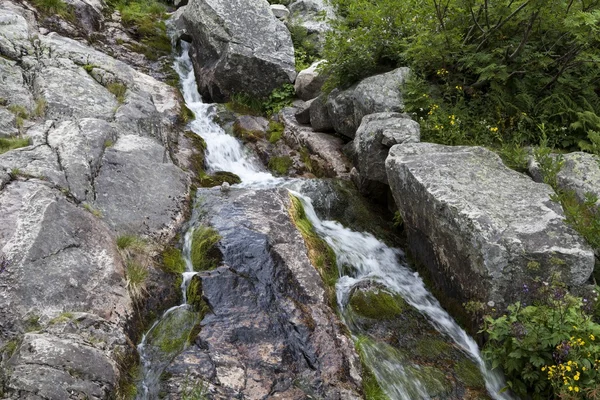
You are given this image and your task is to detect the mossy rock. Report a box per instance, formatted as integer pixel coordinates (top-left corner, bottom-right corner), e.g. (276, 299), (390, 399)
(144, 307), (200, 358)
(198, 171), (241, 188)
(232, 119), (265, 143)
(268, 155), (293, 175)
(191, 226), (222, 272)
(349, 288), (407, 320)
(161, 247), (186, 274)
(455, 358), (485, 389)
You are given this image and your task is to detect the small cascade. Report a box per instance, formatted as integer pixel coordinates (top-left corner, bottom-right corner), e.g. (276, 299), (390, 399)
(289, 191), (512, 400)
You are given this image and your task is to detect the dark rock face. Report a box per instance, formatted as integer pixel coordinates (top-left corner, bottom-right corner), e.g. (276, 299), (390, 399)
(181, 0), (296, 102)
(161, 188), (362, 399)
(385, 143), (595, 307)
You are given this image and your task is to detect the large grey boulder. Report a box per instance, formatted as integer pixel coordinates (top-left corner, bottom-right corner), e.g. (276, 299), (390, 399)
(0, 57), (35, 111)
(159, 187), (361, 399)
(288, 0), (336, 36)
(0, 2), (36, 59)
(353, 112), (420, 186)
(0, 108), (18, 137)
(309, 94), (333, 132)
(327, 67), (411, 138)
(182, 0), (296, 102)
(294, 60), (327, 101)
(529, 152), (600, 208)
(94, 135), (188, 238)
(385, 143), (595, 307)
(0, 145), (68, 188)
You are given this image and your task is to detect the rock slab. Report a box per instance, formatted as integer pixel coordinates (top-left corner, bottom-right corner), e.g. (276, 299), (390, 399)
(385, 143), (595, 306)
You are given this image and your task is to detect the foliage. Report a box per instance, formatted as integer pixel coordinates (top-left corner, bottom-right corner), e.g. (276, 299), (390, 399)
(31, 0), (73, 19)
(267, 121), (284, 144)
(161, 247), (186, 274)
(0, 137), (30, 155)
(483, 282), (600, 399)
(125, 261), (149, 300)
(268, 155), (293, 175)
(108, 0), (171, 59)
(107, 82), (127, 104)
(228, 84), (296, 117)
(288, 23), (320, 71)
(7, 105), (28, 120)
(324, 0), (600, 152)
(190, 226), (221, 272)
(263, 83), (296, 116)
(83, 203), (103, 218)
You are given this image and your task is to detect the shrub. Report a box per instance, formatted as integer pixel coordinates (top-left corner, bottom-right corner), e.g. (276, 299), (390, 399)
(483, 282), (600, 399)
(324, 0), (600, 152)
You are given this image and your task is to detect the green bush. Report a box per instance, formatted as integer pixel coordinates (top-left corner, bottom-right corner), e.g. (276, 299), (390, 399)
(324, 0), (600, 152)
(483, 283), (600, 399)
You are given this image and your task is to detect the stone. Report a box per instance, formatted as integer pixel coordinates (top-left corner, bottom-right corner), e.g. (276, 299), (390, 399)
(281, 107), (351, 178)
(0, 2), (36, 60)
(220, 181), (230, 192)
(294, 98), (313, 124)
(294, 60), (327, 101)
(353, 112), (420, 185)
(529, 151), (600, 207)
(0, 145), (68, 188)
(288, 0), (335, 36)
(94, 135), (188, 238)
(47, 119), (116, 202)
(182, 0), (296, 102)
(270, 4), (290, 19)
(327, 67), (411, 138)
(309, 94), (333, 132)
(385, 143), (595, 306)
(33, 60), (118, 121)
(0, 57), (35, 112)
(0, 107), (18, 137)
(232, 115), (269, 143)
(160, 187), (361, 399)
(62, 0), (105, 34)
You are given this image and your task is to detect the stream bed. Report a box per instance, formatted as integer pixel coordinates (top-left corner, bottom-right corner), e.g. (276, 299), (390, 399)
(134, 39), (513, 400)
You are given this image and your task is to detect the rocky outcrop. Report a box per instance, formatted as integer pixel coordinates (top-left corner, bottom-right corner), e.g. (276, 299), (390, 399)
(327, 67), (410, 138)
(353, 112), (419, 194)
(0, 1), (191, 397)
(529, 151), (600, 208)
(160, 187), (362, 399)
(385, 143), (595, 307)
(294, 60), (327, 101)
(308, 94), (333, 132)
(181, 0), (296, 102)
(288, 0), (336, 36)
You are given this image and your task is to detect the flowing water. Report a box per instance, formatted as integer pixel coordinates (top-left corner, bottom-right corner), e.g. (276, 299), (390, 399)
(136, 37), (513, 399)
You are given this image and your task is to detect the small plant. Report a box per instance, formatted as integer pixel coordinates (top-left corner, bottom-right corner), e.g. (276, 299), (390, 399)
(24, 314), (42, 332)
(83, 203), (102, 218)
(31, 0), (72, 18)
(190, 226), (221, 272)
(103, 139), (114, 148)
(125, 261), (148, 300)
(179, 104), (195, 125)
(263, 84), (296, 116)
(0, 137), (30, 155)
(7, 104), (28, 119)
(116, 235), (145, 250)
(483, 281), (600, 398)
(49, 311), (74, 325)
(106, 82), (127, 104)
(33, 98), (47, 118)
(268, 156), (293, 175)
(226, 92), (264, 116)
(82, 64), (95, 73)
(267, 121), (284, 144)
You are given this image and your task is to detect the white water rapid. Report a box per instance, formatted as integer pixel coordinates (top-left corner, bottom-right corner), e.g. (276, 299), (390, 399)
(136, 34), (513, 399)
(289, 191), (513, 400)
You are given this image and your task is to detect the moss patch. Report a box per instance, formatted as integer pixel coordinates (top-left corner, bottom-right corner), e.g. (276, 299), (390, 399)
(191, 226), (221, 272)
(161, 247), (186, 274)
(232, 122), (264, 143)
(413, 337), (453, 359)
(268, 156), (293, 175)
(267, 121), (284, 144)
(455, 358), (485, 389)
(198, 171), (241, 188)
(349, 289), (407, 320)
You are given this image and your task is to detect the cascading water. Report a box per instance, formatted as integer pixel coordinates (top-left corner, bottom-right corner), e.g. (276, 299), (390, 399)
(136, 31), (513, 399)
(289, 191), (513, 400)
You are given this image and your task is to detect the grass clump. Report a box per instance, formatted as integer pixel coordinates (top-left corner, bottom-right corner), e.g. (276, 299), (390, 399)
(106, 82), (127, 104)
(288, 194), (338, 291)
(8, 104), (28, 120)
(83, 203), (102, 218)
(267, 121), (284, 144)
(161, 247), (186, 274)
(268, 156), (293, 175)
(49, 311), (74, 325)
(33, 98), (46, 118)
(31, 0), (73, 19)
(125, 261), (149, 300)
(114, 347), (140, 399)
(0, 137), (30, 155)
(190, 226), (221, 272)
(116, 234), (144, 250)
(349, 289), (406, 320)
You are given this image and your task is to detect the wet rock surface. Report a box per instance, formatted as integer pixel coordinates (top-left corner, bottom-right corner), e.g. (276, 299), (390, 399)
(0, 1), (191, 397)
(161, 187), (362, 399)
(181, 0), (296, 102)
(385, 143), (595, 307)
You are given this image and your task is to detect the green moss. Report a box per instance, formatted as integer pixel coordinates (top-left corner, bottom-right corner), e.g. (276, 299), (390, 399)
(107, 82), (127, 104)
(225, 92), (264, 116)
(147, 307), (199, 355)
(49, 312), (74, 325)
(161, 247), (186, 274)
(354, 336), (390, 400)
(2, 339), (21, 359)
(232, 121), (264, 143)
(349, 289), (406, 320)
(268, 156), (293, 175)
(179, 104), (195, 125)
(0, 137), (30, 155)
(407, 365), (450, 397)
(267, 121), (284, 144)
(186, 276), (210, 318)
(198, 171), (241, 188)
(413, 337), (452, 359)
(455, 358), (485, 389)
(289, 194), (338, 297)
(114, 347), (140, 399)
(191, 226), (221, 272)
(83, 64), (96, 73)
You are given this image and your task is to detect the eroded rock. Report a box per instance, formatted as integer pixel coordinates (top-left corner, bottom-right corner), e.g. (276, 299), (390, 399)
(385, 143), (595, 307)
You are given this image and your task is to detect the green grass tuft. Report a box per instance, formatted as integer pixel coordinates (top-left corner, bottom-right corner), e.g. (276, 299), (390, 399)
(161, 247), (186, 274)
(190, 226), (221, 272)
(125, 261), (148, 300)
(0, 137), (30, 155)
(7, 104), (28, 119)
(106, 82), (127, 104)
